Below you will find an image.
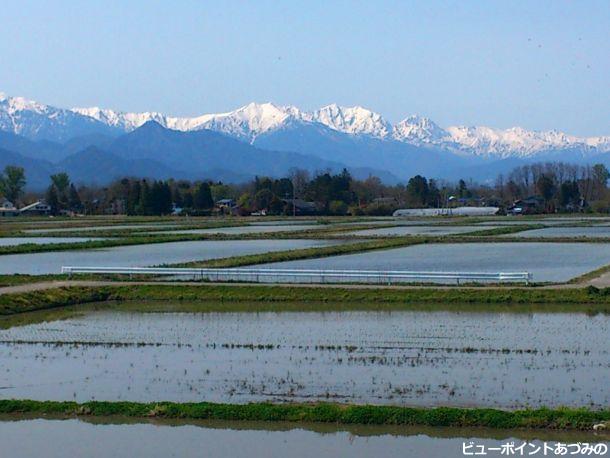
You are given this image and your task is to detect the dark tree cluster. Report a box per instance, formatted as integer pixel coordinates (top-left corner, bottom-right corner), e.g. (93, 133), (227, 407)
(3, 160), (610, 217)
(109, 178), (212, 216)
(236, 169), (356, 215)
(45, 172), (82, 215)
(495, 162), (610, 212)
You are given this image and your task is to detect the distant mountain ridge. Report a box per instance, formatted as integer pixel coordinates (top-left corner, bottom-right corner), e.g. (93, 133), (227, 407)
(0, 120), (402, 189)
(2, 92), (610, 189)
(1, 92), (606, 158)
(70, 99), (610, 159)
(0, 93), (120, 142)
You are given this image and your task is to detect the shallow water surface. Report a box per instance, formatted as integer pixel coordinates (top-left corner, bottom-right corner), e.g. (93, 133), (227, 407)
(508, 226), (610, 238)
(0, 309), (606, 408)
(153, 224), (317, 235)
(476, 218), (610, 226)
(24, 223), (181, 233)
(0, 239), (342, 275)
(0, 418), (606, 458)
(344, 225), (495, 236)
(0, 237), (106, 247)
(262, 242), (610, 282)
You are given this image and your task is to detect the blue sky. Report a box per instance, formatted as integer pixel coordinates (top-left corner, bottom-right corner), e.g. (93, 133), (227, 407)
(1, 0), (608, 136)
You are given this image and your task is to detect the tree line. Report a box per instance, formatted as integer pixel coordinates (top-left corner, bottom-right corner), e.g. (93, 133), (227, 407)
(495, 162), (610, 212)
(1, 161), (609, 216)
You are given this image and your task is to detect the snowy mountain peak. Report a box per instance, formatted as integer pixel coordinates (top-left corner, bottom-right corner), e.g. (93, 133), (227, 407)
(0, 93), (116, 142)
(72, 101), (305, 143)
(313, 104), (391, 138)
(72, 106), (170, 131)
(443, 125), (585, 157)
(0, 93), (49, 114)
(392, 115), (447, 144)
(229, 102), (300, 127)
(197, 102), (303, 142)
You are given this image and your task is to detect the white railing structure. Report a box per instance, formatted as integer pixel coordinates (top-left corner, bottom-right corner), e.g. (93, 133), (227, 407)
(61, 266), (533, 285)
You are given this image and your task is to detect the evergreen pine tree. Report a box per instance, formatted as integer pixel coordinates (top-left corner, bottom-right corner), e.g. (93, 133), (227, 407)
(193, 182), (214, 210)
(127, 180), (141, 215)
(68, 184), (82, 212)
(138, 180), (152, 215)
(45, 185), (60, 215)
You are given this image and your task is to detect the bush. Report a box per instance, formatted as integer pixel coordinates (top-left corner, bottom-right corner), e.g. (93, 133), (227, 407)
(586, 285), (600, 295)
(329, 200), (348, 215)
(348, 205), (364, 216)
(590, 200), (610, 214)
(363, 204), (395, 216)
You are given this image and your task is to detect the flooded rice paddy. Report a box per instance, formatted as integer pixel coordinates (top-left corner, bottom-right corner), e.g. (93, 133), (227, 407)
(475, 217), (610, 226)
(262, 242), (610, 282)
(0, 418), (605, 458)
(151, 224), (318, 236)
(344, 225), (496, 237)
(22, 223), (182, 233)
(244, 220), (319, 226)
(0, 308), (607, 408)
(507, 226), (610, 238)
(0, 237), (106, 247)
(0, 239), (342, 275)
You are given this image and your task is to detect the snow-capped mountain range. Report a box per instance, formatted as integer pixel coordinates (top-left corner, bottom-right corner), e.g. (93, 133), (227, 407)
(2, 92), (609, 159)
(72, 100), (609, 159)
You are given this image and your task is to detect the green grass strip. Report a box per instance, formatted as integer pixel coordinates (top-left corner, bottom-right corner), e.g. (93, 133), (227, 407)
(0, 288), (113, 315)
(3, 285), (610, 316)
(454, 224), (544, 237)
(0, 400), (606, 430)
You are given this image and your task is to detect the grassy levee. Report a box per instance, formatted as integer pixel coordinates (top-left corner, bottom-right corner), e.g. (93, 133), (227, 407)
(0, 274), (62, 287)
(0, 273), (136, 288)
(568, 264), (610, 284)
(2, 284), (610, 316)
(452, 224), (543, 237)
(0, 400), (606, 430)
(0, 287), (112, 315)
(107, 284), (610, 307)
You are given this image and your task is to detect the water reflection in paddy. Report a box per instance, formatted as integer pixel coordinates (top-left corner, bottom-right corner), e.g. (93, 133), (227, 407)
(0, 309), (606, 408)
(0, 418), (607, 458)
(262, 242), (610, 282)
